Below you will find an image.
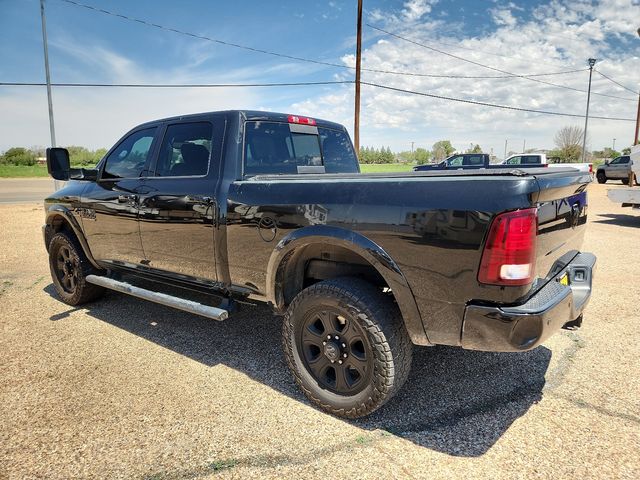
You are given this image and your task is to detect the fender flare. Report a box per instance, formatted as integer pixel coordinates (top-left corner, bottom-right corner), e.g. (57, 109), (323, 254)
(45, 205), (101, 270)
(266, 225), (430, 345)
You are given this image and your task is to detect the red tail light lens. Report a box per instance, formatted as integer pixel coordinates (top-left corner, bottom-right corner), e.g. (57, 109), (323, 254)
(478, 208), (538, 286)
(589, 163), (593, 173)
(288, 115), (316, 126)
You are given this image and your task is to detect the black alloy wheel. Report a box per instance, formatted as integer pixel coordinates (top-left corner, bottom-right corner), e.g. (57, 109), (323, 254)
(54, 244), (80, 294)
(299, 307), (373, 396)
(596, 171), (607, 183)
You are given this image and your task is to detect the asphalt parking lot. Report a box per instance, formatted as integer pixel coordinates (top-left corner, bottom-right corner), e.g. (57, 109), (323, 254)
(0, 182), (638, 479)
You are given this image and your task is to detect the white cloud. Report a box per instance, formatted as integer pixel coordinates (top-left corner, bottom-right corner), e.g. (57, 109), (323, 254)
(402, 0), (438, 22)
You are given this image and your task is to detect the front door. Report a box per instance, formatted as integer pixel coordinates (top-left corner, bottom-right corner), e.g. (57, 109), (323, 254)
(137, 118), (225, 282)
(82, 126), (158, 266)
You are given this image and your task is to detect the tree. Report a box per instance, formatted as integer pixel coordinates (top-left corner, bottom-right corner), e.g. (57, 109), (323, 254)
(553, 126), (585, 163)
(466, 144), (482, 154)
(414, 147), (431, 164)
(622, 147), (631, 155)
(432, 140), (454, 161)
(0, 147), (36, 166)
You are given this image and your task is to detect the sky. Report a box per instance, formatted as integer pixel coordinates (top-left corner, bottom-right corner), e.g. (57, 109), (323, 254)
(0, 0), (638, 158)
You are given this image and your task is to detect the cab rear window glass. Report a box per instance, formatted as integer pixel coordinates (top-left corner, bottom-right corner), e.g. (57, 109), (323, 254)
(244, 121), (358, 176)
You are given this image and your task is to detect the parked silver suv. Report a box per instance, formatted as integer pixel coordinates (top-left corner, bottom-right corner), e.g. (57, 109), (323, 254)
(596, 156), (637, 185)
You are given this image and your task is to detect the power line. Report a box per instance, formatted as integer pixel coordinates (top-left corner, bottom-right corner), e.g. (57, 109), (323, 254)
(361, 81), (635, 122)
(594, 70), (637, 95)
(4, 80), (633, 122)
(57, 0), (590, 82)
(367, 24), (637, 102)
(0, 80), (352, 88)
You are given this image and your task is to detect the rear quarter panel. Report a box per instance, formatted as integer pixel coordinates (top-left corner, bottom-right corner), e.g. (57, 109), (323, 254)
(223, 173), (541, 346)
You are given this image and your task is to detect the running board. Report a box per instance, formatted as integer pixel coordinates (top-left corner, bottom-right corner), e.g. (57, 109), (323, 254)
(85, 275), (229, 321)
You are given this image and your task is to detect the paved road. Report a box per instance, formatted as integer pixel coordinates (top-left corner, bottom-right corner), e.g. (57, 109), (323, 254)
(0, 183), (638, 479)
(0, 178), (57, 204)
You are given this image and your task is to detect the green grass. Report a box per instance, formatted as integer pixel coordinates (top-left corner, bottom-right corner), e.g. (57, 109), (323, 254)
(0, 164), (49, 177)
(0, 162), (415, 177)
(359, 163), (415, 173)
(0, 163), (96, 178)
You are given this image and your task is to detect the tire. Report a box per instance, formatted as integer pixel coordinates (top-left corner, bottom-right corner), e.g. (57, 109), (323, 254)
(48, 231), (105, 305)
(596, 171), (607, 184)
(621, 177), (629, 185)
(282, 277), (413, 418)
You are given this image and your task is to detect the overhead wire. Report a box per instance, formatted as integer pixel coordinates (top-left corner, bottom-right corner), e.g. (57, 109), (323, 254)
(594, 70), (638, 95)
(360, 81), (635, 122)
(0, 81), (352, 88)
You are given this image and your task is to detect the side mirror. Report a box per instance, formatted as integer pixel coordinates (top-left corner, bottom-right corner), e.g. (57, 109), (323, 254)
(46, 147), (70, 180)
(604, 160), (610, 165)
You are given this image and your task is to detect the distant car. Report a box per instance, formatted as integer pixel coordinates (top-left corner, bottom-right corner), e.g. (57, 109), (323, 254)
(501, 153), (593, 175)
(413, 153), (490, 170)
(596, 156), (637, 184)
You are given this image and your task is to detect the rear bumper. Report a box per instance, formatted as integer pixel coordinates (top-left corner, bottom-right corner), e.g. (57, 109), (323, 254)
(461, 252), (596, 352)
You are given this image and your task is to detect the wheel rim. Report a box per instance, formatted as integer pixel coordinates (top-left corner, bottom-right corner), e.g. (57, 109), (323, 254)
(54, 245), (79, 294)
(297, 307), (373, 395)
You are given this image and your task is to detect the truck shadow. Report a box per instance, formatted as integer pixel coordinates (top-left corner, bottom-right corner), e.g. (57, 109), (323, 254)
(593, 213), (640, 228)
(44, 284), (550, 457)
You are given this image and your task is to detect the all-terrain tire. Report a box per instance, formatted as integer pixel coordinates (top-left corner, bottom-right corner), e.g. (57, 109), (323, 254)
(596, 171), (607, 184)
(48, 231), (105, 305)
(282, 277), (413, 418)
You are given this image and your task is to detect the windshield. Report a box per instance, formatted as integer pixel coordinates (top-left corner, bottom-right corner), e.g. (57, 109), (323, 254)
(243, 121), (358, 176)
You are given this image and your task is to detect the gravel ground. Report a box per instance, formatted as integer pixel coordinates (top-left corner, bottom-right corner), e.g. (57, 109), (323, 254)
(0, 183), (638, 479)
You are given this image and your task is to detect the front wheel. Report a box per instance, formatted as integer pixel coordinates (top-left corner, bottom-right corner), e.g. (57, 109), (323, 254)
(48, 231), (105, 305)
(282, 277), (413, 418)
(596, 171), (607, 184)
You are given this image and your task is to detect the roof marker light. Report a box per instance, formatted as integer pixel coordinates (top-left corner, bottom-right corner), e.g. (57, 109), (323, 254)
(288, 115), (316, 126)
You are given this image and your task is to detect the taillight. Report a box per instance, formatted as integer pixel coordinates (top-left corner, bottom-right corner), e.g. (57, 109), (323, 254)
(288, 115), (316, 126)
(478, 208), (537, 286)
(589, 164), (593, 173)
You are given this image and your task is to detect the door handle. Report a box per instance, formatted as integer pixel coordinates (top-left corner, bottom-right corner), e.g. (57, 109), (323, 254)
(117, 194), (138, 204)
(186, 195), (213, 204)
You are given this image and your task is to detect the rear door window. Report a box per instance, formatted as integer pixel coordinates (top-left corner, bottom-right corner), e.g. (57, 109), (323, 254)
(154, 122), (213, 177)
(243, 121), (357, 176)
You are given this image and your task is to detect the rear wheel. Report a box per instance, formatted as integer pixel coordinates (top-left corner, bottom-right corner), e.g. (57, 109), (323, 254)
(621, 176), (629, 185)
(49, 231), (105, 305)
(282, 277), (413, 418)
(596, 171), (607, 184)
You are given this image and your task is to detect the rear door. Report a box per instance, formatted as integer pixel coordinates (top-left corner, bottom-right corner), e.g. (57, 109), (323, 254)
(137, 117), (225, 281)
(82, 126), (158, 265)
(607, 156), (628, 178)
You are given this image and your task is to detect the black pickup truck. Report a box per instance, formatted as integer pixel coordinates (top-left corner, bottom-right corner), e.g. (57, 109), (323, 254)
(44, 110), (595, 418)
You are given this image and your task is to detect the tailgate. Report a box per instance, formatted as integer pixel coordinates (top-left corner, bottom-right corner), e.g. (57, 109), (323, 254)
(533, 169), (592, 292)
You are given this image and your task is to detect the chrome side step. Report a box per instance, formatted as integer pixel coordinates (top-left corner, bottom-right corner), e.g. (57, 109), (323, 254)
(85, 275), (229, 321)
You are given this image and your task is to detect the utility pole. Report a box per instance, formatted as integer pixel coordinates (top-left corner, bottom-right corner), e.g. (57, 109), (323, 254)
(40, 0), (60, 190)
(635, 92), (640, 145)
(612, 138), (616, 152)
(582, 58), (597, 161)
(523, 139), (526, 152)
(40, 0), (56, 149)
(411, 141), (414, 153)
(504, 139), (508, 159)
(354, 0), (363, 156)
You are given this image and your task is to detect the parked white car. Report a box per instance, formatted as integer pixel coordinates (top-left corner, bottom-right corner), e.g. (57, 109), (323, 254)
(501, 153), (593, 175)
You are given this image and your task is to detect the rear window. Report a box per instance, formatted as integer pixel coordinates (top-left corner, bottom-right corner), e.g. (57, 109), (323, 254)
(243, 121), (358, 176)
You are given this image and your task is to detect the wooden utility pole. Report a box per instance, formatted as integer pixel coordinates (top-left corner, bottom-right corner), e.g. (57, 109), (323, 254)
(354, 0), (363, 156)
(634, 92), (640, 146)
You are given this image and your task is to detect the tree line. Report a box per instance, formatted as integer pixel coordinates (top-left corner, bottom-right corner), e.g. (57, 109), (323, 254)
(0, 146), (107, 167)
